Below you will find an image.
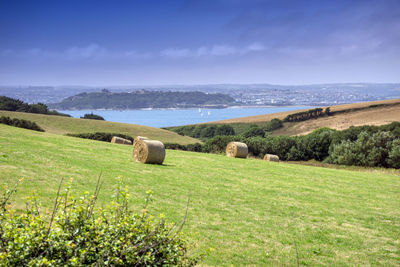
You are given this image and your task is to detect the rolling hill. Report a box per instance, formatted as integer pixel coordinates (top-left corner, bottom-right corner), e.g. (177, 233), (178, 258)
(211, 99), (400, 136)
(0, 124), (399, 266)
(0, 110), (199, 144)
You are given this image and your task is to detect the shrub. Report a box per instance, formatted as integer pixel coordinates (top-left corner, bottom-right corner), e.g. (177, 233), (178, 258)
(67, 132), (133, 142)
(169, 124), (235, 139)
(329, 131), (398, 168)
(164, 143), (203, 152)
(80, 113), (105, 120)
(0, 116), (44, 132)
(241, 125), (265, 138)
(264, 118), (283, 132)
(388, 139), (400, 168)
(0, 178), (200, 266)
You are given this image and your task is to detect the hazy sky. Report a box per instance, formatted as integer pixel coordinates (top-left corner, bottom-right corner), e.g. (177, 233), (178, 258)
(0, 0), (399, 85)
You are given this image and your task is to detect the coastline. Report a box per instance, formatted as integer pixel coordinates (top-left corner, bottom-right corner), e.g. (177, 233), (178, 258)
(56, 104), (304, 112)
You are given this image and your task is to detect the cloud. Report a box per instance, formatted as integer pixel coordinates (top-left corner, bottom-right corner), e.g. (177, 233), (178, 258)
(161, 43), (266, 58)
(1, 42), (267, 61)
(0, 44), (151, 61)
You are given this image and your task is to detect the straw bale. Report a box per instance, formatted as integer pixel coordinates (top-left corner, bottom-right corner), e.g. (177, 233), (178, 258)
(133, 139), (165, 164)
(134, 136), (149, 144)
(111, 136), (132, 145)
(226, 142), (248, 158)
(263, 154), (279, 162)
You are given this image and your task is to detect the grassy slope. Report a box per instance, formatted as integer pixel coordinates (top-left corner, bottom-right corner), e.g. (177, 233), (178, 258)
(0, 110), (199, 144)
(209, 99), (400, 136)
(1, 124), (399, 266)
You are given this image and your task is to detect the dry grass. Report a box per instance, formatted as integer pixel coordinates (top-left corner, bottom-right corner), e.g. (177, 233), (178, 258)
(210, 99), (400, 136)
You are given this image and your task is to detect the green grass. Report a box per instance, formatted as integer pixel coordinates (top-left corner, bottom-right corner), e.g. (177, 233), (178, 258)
(1, 124), (399, 266)
(0, 110), (199, 145)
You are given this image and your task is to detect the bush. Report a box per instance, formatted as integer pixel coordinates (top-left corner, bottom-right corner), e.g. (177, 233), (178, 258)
(0, 178), (200, 266)
(169, 124), (235, 139)
(241, 125), (265, 138)
(164, 143), (203, 152)
(67, 132), (133, 142)
(80, 113), (105, 120)
(264, 118), (283, 132)
(0, 116), (44, 132)
(329, 131), (398, 168)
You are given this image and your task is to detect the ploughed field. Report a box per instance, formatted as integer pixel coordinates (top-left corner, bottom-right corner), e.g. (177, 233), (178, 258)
(0, 124), (399, 266)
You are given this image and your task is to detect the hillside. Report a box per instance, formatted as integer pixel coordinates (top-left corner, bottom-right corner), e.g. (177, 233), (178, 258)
(49, 90), (234, 110)
(0, 110), (199, 145)
(211, 99), (400, 136)
(1, 124), (399, 266)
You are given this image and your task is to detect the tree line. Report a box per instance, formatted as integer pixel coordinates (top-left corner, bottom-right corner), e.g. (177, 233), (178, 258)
(0, 96), (70, 117)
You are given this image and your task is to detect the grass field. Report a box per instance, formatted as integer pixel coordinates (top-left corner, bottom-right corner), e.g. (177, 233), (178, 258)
(1, 124), (399, 266)
(0, 110), (199, 144)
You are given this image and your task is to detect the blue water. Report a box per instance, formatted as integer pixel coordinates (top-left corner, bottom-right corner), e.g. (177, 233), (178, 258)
(58, 106), (315, 128)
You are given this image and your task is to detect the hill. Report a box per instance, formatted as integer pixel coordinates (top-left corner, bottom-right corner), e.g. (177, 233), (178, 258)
(49, 90), (235, 110)
(1, 124), (399, 266)
(0, 110), (199, 145)
(211, 99), (400, 136)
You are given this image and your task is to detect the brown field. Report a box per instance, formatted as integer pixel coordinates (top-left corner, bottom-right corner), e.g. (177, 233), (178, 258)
(212, 99), (400, 136)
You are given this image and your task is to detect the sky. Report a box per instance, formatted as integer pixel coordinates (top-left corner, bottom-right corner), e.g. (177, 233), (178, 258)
(0, 0), (399, 86)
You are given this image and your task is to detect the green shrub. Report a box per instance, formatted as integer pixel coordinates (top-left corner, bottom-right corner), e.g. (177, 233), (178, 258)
(169, 124), (235, 139)
(0, 178), (200, 266)
(329, 131), (399, 168)
(164, 143), (203, 152)
(264, 118), (283, 132)
(67, 132), (133, 142)
(241, 125), (265, 138)
(80, 113), (105, 120)
(0, 116), (44, 132)
(388, 139), (400, 168)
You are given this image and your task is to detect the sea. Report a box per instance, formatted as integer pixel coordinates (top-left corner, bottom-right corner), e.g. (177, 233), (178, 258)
(58, 106), (315, 128)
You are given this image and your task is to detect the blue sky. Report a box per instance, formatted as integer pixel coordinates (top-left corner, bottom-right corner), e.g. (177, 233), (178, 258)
(0, 0), (399, 85)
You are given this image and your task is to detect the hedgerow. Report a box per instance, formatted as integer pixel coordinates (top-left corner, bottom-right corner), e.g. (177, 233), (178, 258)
(0, 177), (200, 266)
(67, 132), (133, 143)
(0, 116), (44, 132)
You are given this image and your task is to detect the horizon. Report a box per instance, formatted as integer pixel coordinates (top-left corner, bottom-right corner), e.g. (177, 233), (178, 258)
(1, 0), (399, 85)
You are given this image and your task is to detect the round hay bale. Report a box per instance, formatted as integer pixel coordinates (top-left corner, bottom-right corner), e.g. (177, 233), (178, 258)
(123, 139), (133, 145)
(134, 136), (149, 144)
(111, 136), (125, 144)
(133, 140), (165, 164)
(111, 136), (132, 145)
(263, 154), (279, 162)
(226, 142), (248, 158)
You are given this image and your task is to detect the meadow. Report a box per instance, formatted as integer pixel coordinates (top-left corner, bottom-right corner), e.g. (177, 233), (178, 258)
(0, 110), (199, 144)
(1, 124), (399, 266)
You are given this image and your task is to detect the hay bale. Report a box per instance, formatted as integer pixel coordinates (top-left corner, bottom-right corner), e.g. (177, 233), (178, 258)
(133, 140), (165, 164)
(263, 154), (279, 162)
(226, 142), (248, 158)
(134, 136), (149, 144)
(111, 136), (132, 145)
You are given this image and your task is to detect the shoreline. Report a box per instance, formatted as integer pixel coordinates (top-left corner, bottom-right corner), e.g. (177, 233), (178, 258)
(57, 105), (306, 112)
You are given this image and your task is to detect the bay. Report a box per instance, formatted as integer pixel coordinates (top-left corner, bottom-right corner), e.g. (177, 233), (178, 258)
(58, 106), (315, 128)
